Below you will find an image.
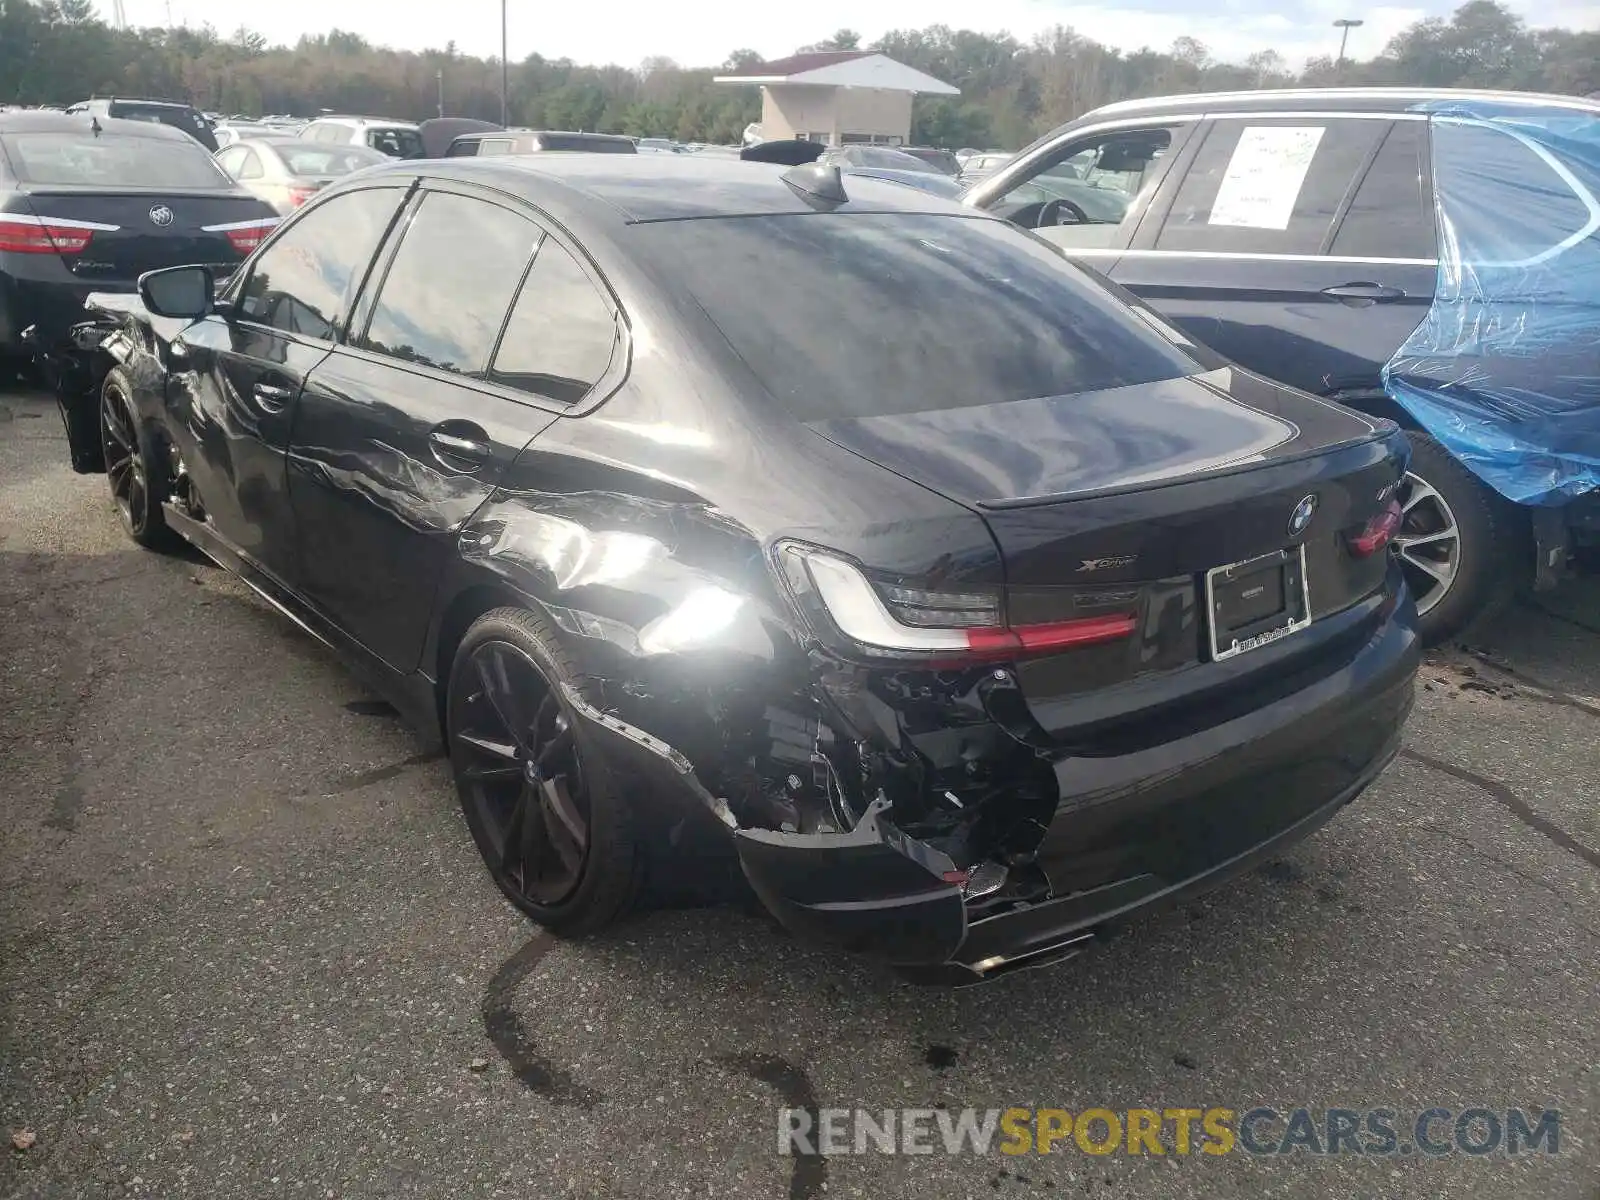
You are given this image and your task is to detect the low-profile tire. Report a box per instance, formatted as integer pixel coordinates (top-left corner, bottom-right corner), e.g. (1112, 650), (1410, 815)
(447, 607), (641, 935)
(1395, 430), (1525, 646)
(100, 367), (177, 550)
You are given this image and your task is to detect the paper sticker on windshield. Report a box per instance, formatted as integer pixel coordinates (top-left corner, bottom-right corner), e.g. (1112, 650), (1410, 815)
(1208, 126), (1325, 230)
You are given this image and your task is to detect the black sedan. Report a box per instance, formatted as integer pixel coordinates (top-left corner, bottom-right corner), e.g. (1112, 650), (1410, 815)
(0, 111), (279, 386)
(62, 155), (1420, 981)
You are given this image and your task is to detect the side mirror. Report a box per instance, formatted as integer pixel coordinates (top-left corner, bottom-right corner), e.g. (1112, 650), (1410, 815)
(138, 265), (214, 319)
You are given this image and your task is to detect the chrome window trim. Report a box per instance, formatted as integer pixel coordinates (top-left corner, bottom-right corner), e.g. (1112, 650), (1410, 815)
(1062, 248), (1437, 266)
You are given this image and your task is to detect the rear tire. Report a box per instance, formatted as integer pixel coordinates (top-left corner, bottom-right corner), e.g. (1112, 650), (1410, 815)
(1395, 431), (1524, 646)
(100, 367), (177, 550)
(447, 607), (641, 935)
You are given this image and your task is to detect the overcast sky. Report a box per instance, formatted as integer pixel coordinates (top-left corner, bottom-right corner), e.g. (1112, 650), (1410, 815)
(105, 0), (1598, 70)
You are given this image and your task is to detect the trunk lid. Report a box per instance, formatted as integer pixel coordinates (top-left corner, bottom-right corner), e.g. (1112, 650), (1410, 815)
(20, 186), (276, 285)
(810, 366), (1409, 730)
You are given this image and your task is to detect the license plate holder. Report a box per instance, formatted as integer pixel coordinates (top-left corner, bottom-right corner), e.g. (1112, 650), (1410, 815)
(1205, 545), (1311, 662)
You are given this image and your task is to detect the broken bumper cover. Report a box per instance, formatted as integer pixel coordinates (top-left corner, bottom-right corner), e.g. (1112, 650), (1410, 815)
(564, 593), (1419, 981)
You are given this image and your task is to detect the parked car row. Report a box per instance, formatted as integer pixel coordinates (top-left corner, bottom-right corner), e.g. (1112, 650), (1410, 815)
(960, 87), (1600, 643)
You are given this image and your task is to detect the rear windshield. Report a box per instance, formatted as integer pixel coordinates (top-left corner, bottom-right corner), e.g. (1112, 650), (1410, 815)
(635, 213), (1198, 419)
(1, 132), (233, 188)
(856, 147), (940, 172)
(278, 144), (387, 176)
(366, 128), (423, 158)
(536, 134), (635, 153)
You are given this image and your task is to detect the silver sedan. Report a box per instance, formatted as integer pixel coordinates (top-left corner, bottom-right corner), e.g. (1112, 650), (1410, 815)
(212, 137), (388, 215)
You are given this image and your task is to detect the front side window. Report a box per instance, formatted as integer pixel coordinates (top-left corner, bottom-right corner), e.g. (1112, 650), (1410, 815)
(357, 191), (538, 376)
(237, 188), (403, 340)
(1158, 118), (1386, 255)
(490, 239), (616, 405)
(990, 128), (1174, 249)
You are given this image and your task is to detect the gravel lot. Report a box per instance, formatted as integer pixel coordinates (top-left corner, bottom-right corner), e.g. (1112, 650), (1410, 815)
(2, 385), (1597, 1199)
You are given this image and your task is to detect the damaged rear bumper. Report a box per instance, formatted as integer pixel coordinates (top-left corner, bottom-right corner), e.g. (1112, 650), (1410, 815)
(562, 592), (1419, 983)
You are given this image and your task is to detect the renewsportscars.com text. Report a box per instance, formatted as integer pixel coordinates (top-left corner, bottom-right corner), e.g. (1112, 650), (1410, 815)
(778, 1106), (1561, 1158)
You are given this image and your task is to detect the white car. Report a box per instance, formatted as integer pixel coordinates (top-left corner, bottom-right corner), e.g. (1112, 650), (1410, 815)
(298, 116), (423, 159)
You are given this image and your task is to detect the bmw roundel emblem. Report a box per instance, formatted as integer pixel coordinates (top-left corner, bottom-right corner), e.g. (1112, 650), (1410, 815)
(149, 204), (174, 227)
(1288, 494), (1319, 537)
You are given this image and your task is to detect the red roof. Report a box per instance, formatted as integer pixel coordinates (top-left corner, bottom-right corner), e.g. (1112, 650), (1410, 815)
(718, 50), (874, 78)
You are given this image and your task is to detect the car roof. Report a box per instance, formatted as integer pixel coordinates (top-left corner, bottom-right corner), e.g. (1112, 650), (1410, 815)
(456, 129), (633, 142)
(351, 154), (982, 226)
(0, 111), (195, 140)
(235, 136), (360, 149)
(313, 116), (420, 129)
(1086, 86), (1600, 119)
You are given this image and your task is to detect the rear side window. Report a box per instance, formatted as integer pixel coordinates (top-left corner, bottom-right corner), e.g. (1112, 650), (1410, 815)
(534, 134), (635, 153)
(108, 102), (205, 131)
(238, 188), (403, 340)
(1428, 120), (1594, 261)
(367, 128), (422, 158)
(490, 239), (616, 404)
(358, 191), (538, 375)
(235, 148), (263, 180)
(475, 139), (515, 157)
(1330, 121), (1435, 259)
(1158, 118), (1385, 254)
(1, 133), (230, 188)
(634, 213), (1199, 420)
(278, 145), (386, 176)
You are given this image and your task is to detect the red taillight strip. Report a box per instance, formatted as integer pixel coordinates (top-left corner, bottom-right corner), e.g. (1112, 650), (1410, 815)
(1349, 499), (1403, 556)
(0, 213), (120, 254)
(203, 216), (280, 256)
(965, 613), (1138, 656)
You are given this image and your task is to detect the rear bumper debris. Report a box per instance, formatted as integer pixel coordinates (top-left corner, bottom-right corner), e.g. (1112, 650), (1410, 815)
(560, 581), (1420, 983)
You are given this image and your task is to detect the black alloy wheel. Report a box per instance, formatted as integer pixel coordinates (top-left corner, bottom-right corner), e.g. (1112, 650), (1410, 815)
(448, 608), (643, 935)
(454, 638), (592, 906)
(99, 369), (172, 548)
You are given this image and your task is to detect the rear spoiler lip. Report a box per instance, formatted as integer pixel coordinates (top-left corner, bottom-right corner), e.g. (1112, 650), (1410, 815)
(974, 424), (1402, 511)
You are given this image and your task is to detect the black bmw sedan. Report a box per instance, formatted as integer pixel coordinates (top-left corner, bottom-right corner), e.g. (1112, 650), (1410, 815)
(65, 154), (1420, 982)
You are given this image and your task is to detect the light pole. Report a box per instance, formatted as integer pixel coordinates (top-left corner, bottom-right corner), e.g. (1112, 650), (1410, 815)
(437, 69), (444, 118)
(1333, 18), (1364, 68)
(500, 0), (509, 127)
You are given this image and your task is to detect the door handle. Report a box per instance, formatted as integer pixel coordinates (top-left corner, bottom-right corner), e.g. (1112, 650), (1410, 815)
(252, 381), (293, 412)
(427, 424), (491, 470)
(1321, 282), (1406, 303)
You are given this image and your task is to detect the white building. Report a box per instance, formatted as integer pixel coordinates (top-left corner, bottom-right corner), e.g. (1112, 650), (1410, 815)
(714, 51), (959, 148)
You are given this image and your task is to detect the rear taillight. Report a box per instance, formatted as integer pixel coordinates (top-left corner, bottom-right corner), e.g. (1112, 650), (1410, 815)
(0, 216), (101, 255)
(202, 217), (280, 256)
(287, 186), (318, 208)
(1349, 499), (1403, 556)
(785, 548), (1135, 662)
(224, 226), (270, 254)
